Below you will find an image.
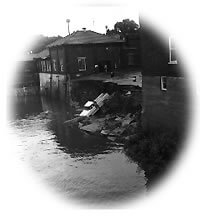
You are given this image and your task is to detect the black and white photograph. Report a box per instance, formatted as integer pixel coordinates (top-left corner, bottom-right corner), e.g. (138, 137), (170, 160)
(1, 0), (200, 214)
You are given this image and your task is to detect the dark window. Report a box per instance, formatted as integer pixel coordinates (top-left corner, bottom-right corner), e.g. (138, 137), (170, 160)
(46, 60), (51, 72)
(41, 60), (46, 72)
(37, 62), (41, 72)
(59, 58), (64, 72)
(161, 76), (167, 91)
(52, 59), (57, 72)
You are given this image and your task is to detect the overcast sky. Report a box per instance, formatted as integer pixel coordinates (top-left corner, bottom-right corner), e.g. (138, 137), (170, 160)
(34, 4), (139, 36)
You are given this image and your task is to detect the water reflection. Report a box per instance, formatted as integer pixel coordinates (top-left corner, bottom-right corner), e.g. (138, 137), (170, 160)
(40, 97), (116, 158)
(9, 95), (147, 206)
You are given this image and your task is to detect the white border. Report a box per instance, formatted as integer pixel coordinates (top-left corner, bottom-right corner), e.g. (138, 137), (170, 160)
(1, 0), (200, 215)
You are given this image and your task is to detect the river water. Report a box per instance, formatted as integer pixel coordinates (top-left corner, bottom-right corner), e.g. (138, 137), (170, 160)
(8, 95), (147, 207)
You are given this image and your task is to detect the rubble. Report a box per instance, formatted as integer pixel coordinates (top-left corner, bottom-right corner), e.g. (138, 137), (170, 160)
(121, 113), (135, 127)
(64, 89), (142, 144)
(80, 123), (102, 133)
(107, 136), (117, 142)
(100, 129), (115, 136)
(78, 112), (140, 143)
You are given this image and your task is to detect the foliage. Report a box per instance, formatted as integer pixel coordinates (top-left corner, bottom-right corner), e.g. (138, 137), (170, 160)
(106, 19), (139, 38)
(125, 127), (183, 187)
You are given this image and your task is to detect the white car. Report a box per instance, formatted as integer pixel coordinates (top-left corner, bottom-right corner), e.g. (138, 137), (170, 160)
(79, 101), (99, 117)
(79, 93), (110, 117)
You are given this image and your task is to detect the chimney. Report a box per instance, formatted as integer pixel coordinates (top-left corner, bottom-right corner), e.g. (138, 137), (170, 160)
(82, 27), (86, 32)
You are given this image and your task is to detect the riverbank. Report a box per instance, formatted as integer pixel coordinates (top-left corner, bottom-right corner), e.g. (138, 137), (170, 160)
(8, 77), (183, 189)
(68, 81), (142, 143)
(124, 127), (183, 186)
(68, 80), (183, 187)
(9, 95), (147, 205)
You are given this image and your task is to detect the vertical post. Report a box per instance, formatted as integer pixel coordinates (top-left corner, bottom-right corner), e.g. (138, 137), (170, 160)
(66, 74), (72, 105)
(49, 49), (53, 97)
(66, 19), (70, 35)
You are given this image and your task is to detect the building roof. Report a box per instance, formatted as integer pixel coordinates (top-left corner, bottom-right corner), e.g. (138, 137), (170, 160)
(48, 30), (124, 47)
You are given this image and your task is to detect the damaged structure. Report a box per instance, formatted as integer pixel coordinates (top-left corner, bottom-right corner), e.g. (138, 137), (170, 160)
(37, 30), (124, 99)
(34, 28), (142, 100)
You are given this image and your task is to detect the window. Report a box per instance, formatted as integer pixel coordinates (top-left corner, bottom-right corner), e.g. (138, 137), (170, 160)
(52, 59), (57, 72)
(41, 60), (46, 72)
(60, 64), (64, 72)
(128, 53), (135, 66)
(59, 58), (64, 72)
(37, 62), (41, 72)
(40, 61), (43, 72)
(46, 60), (51, 72)
(78, 57), (86, 71)
(161, 76), (167, 91)
(169, 37), (177, 64)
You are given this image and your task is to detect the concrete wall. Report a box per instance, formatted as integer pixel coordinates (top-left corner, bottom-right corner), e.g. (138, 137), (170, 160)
(142, 76), (189, 135)
(140, 21), (169, 77)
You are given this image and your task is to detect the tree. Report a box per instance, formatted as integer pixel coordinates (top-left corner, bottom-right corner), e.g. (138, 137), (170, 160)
(106, 19), (139, 38)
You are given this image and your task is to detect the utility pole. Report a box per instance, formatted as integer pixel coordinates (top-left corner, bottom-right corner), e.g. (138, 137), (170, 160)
(66, 18), (72, 105)
(105, 25), (108, 33)
(93, 19), (95, 30)
(66, 19), (70, 35)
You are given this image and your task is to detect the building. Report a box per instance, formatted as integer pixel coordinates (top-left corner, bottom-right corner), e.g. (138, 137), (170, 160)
(120, 32), (141, 69)
(37, 29), (124, 99)
(140, 20), (188, 135)
(15, 54), (39, 88)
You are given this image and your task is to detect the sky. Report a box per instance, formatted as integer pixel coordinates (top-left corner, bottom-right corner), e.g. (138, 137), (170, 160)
(30, 3), (139, 37)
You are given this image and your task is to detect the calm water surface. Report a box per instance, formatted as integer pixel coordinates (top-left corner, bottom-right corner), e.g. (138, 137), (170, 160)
(9, 96), (147, 206)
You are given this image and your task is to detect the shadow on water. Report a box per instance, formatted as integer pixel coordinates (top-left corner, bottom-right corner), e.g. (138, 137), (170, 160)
(40, 96), (113, 158)
(9, 95), (43, 120)
(9, 95), (115, 157)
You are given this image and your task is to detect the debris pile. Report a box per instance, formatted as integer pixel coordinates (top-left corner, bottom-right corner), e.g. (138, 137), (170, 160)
(78, 112), (140, 143)
(65, 89), (142, 144)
